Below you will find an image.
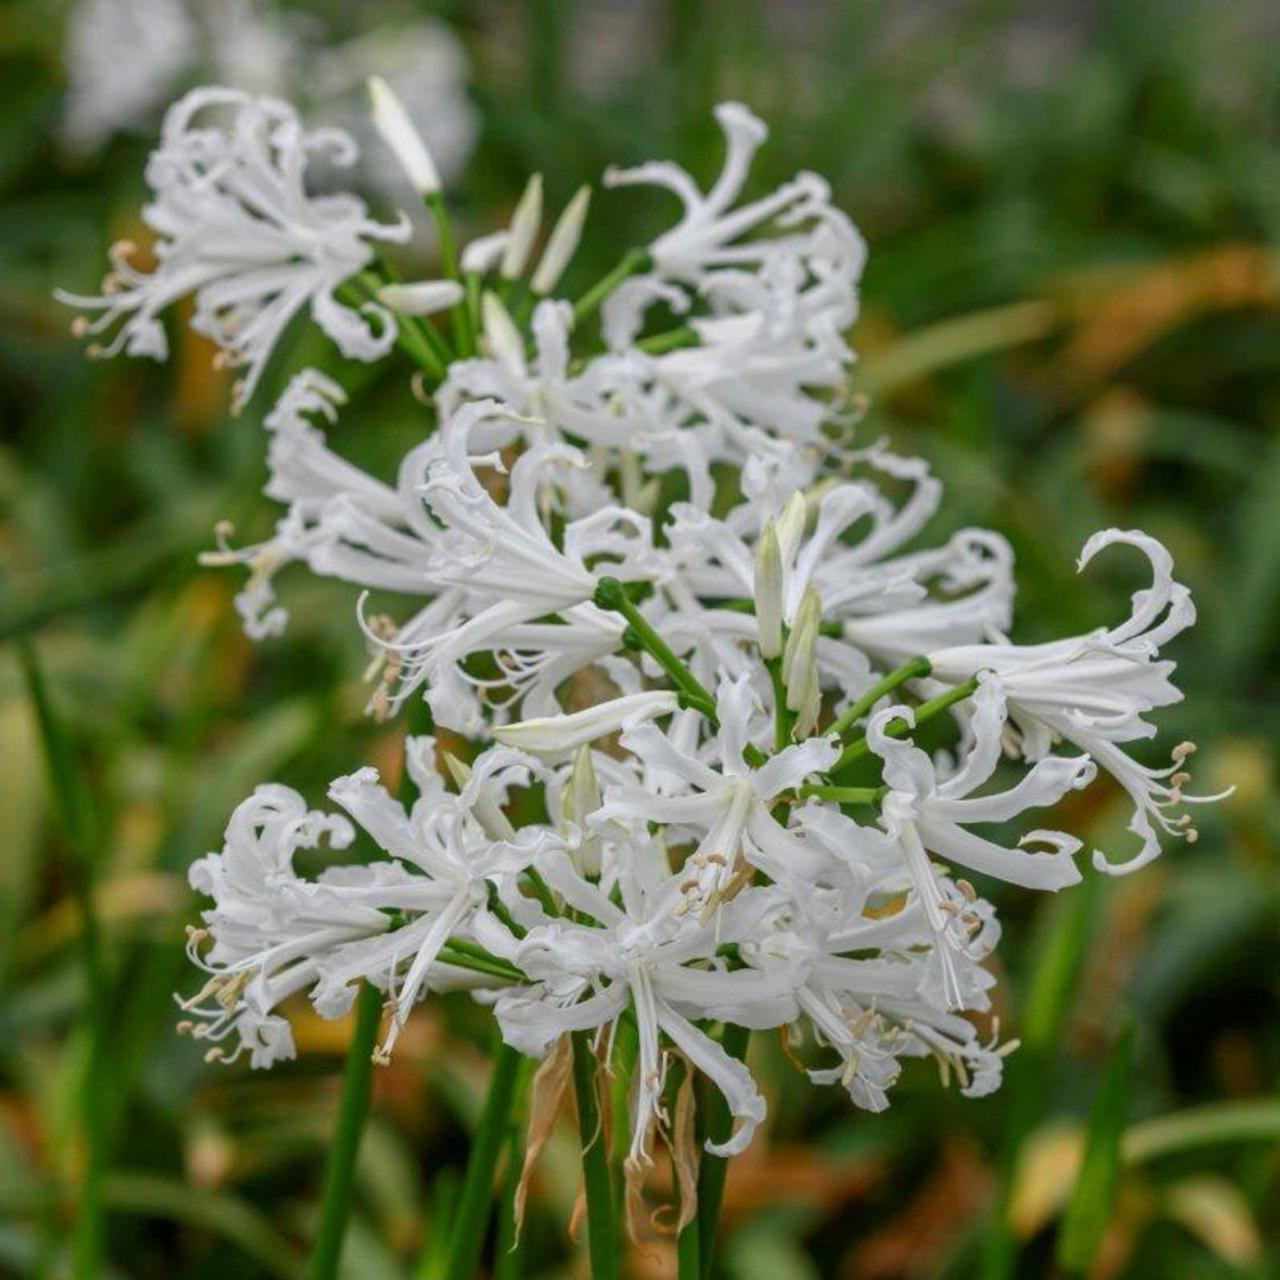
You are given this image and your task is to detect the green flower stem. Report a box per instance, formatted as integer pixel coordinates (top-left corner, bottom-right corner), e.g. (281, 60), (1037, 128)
(305, 982), (382, 1280)
(832, 676), (980, 774)
(797, 783), (886, 806)
(523, 865), (560, 917)
(491, 1120), (526, 1280)
(339, 278), (445, 380)
(465, 272), (483, 349)
(677, 1210), (701, 1280)
(443, 1040), (524, 1280)
(19, 641), (106, 1280)
(361, 270), (455, 370)
(573, 248), (653, 329)
(765, 656), (793, 751)
(593, 577), (717, 723)
(571, 1033), (621, 1280)
(425, 192), (473, 355)
(637, 325), (699, 354)
(827, 655), (933, 740)
(695, 1021), (750, 1279)
(437, 943), (526, 984)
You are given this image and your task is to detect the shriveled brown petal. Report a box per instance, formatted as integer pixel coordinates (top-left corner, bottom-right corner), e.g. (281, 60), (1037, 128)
(514, 1033), (574, 1235)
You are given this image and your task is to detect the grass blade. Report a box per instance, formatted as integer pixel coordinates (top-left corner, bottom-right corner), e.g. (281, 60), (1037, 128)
(1057, 1020), (1135, 1277)
(17, 639), (106, 1280)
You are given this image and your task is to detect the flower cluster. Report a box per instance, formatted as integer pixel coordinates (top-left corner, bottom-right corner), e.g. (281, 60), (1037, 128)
(67, 86), (1223, 1181)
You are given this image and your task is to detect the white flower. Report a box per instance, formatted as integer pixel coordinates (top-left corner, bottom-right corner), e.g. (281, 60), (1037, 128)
(865, 676), (1096, 1006)
(58, 87), (410, 410)
(200, 368), (445, 641)
(325, 740), (548, 1058)
(182, 739), (551, 1066)
(927, 530), (1227, 874)
(606, 101), (864, 290)
(497, 845), (797, 1166)
(595, 674), (841, 916)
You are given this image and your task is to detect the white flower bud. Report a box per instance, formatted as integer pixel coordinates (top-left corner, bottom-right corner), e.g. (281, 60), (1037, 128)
(443, 752), (515, 841)
(494, 691), (679, 755)
(774, 491), (808, 563)
(501, 174), (544, 279)
(754, 521), (784, 659)
(783, 586), (822, 736)
(531, 185), (591, 295)
(564, 744), (603, 876)
(368, 76), (441, 196)
(460, 231), (509, 275)
(377, 280), (465, 316)
(481, 291), (526, 371)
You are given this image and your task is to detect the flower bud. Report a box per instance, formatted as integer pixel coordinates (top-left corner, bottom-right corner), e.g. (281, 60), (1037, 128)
(461, 231), (510, 275)
(377, 280), (465, 315)
(443, 752), (515, 841)
(754, 521), (783, 658)
(783, 586), (822, 736)
(501, 173), (544, 280)
(494, 691), (679, 755)
(368, 76), (440, 196)
(531, 185), (591, 295)
(564, 744), (602, 876)
(482, 291), (526, 370)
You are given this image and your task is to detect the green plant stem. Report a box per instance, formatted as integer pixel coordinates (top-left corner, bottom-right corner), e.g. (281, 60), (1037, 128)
(677, 1211), (701, 1280)
(766, 656), (793, 750)
(695, 1022), (750, 1278)
(832, 676), (980, 774)
(828, 656), (932, 739)
(443, 1040), (524, 1280)
(492, 1119), (525, 1280)
(19, 641), (107, 1280)
(573, 248), (653, 329)
(594, 577), (717, 722)
(571, 1033), (621, 1280)
(339, 278), (445, 380)
(637, 325), (699, 354)
(797, 783), (886, 806)
(425, 192), (473, 355)
(437, 942), (526, 983)
(306, 982), (382, 1280)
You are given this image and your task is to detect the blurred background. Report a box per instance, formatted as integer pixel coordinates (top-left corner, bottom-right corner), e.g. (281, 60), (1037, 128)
(1, 1), (1278, 1276)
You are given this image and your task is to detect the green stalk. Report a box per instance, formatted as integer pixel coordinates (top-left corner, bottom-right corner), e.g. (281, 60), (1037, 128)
(832, 676), (980, 774)
(593, 577), (717, 722)
(827, 656), (932, 739)
(339, 278), (445, 380)
(443, 1041), (524, 1280)
(491, 1120), (525, 1280)
(425, 192), (473, 355)
(765, 656), (793, 751)
(695, 1022), (750, 1278)
(437, 943), (526, 984)
(571, 1033), (621, 1280)
(677, 1212), (701, 1280)
(797, 783), (885, 806)
(20, 642), (107, 1280)
(637, 325), (699, 355)
(573, 248), (653, 330)
(306, 982), (382, 1280)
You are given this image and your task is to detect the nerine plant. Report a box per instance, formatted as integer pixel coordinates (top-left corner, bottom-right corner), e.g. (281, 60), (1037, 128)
(62, 81), (1226, 1278)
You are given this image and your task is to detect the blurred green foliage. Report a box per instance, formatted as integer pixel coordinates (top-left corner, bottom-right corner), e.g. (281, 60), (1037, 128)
(1, 1), (1278, 1277)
